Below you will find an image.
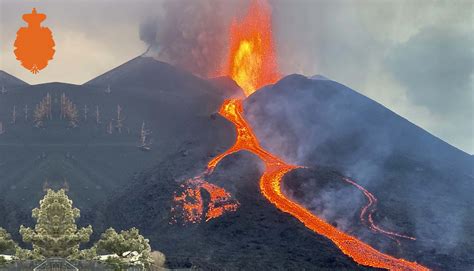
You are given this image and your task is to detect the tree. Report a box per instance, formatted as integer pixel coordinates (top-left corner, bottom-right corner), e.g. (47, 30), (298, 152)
(150, 251), (166, 269)
(19, 189), (93, 260)
(0, 189), (162, 269)
(95, 228), (152, 268)
(0, 228), (17, 254)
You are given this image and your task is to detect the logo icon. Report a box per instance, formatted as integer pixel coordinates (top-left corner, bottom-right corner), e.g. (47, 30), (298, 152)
(14, 8), (55, 74)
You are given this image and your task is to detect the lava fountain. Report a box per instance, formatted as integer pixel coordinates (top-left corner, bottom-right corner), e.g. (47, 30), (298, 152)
(204, 0), (430, 270)
(218, 0), (280, 97)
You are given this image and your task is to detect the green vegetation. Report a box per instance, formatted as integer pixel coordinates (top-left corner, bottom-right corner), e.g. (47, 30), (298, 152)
(0, 189), (163, 269)
(0, 228), (16, 255)
(19, 189), (92, 260)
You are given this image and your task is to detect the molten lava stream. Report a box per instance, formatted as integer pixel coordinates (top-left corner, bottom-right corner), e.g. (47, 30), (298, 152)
(343, 177), (416, 243)
(207, 99), (429, 271)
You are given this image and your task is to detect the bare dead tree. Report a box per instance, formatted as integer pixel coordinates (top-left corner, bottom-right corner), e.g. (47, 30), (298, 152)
(83, 105), (89, 121)
(107, 121), (113, 134)
(34, 93), (53, 127)
(95, 105), (101, 125)
(138, 121), (152, 151)
(24, 105), (29, 122)
(11, 105), (16, 124)
(60, 93), (79, 127)
(113, 105), (125, 133)
(60, 93), (65, 120)
(46, 93), (52, 120)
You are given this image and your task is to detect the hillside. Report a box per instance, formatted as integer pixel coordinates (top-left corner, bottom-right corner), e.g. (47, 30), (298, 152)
(244, 74), (474, 270)
(0, 57), (237, 242)
(1, 61), (472, 270)
(0, 71), (29, 88)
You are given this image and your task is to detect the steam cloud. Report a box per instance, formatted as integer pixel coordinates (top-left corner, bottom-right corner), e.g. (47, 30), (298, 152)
(139, 0), (245, 77)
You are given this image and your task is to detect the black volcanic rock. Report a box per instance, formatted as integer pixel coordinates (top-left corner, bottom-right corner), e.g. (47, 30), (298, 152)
(244, 74), (474, 270)
(207, 76), (245, 100)
(104, 151), (375, 270)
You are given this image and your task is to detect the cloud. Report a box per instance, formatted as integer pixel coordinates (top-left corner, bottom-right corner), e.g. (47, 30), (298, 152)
(387, 26), (473, 112)
(269, 0), (473, 153)
(386, 26), (473, 152)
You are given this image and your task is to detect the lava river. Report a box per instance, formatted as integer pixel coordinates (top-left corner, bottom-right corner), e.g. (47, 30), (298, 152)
(207, 99), (429, 271)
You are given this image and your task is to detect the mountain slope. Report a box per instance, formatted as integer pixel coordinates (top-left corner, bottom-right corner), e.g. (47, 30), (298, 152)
(1, 57), (471, 269)
(0, 58), (237, 247)
(244, 74), (473, 270)
(102, 152), (374, 270)
(0, 71), (29, 87)
(85, 56), (241, 106)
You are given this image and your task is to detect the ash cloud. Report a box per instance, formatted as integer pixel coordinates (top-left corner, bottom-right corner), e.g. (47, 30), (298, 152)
(139, 0), (245, 77)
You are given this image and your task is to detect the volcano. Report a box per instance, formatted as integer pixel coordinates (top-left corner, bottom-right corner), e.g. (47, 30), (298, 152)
(0, 57), (472, 270)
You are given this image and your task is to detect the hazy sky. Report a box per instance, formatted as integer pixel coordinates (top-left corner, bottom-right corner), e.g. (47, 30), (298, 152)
(0, 0), (472, 153)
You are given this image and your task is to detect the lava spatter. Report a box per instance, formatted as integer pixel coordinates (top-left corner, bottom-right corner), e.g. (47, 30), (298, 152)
(171, 176), (239, 224)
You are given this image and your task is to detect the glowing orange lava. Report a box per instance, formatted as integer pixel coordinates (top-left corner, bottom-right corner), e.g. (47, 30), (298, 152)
(343, 177), (416, 243)
(219, 0), (280, 96)
(207, 99), (429, 270)
(171, 177), (239, 224)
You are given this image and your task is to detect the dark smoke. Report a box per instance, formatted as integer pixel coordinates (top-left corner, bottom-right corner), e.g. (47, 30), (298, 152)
(139, 0), (245, 77)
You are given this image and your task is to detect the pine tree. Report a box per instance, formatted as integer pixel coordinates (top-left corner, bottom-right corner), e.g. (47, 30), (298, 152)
(19, 189), (93, 260)
(0, 228), (17, 254)
(0, 189), (159, 267)
(94, 227), (152, 267)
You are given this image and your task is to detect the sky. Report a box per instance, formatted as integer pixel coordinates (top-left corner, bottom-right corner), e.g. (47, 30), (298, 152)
(0, 0), (472, 153)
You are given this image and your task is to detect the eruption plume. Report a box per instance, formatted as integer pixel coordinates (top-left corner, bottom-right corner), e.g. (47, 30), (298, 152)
(140, 0), (234, 77)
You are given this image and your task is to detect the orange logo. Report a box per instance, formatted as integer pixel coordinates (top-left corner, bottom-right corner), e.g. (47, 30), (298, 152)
(14, 8), (55, 74)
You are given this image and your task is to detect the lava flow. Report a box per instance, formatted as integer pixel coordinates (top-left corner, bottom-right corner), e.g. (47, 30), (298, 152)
(343, 177), (416, 243)
(207, 99), (429, 270)
(180, 0), (429, 269)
